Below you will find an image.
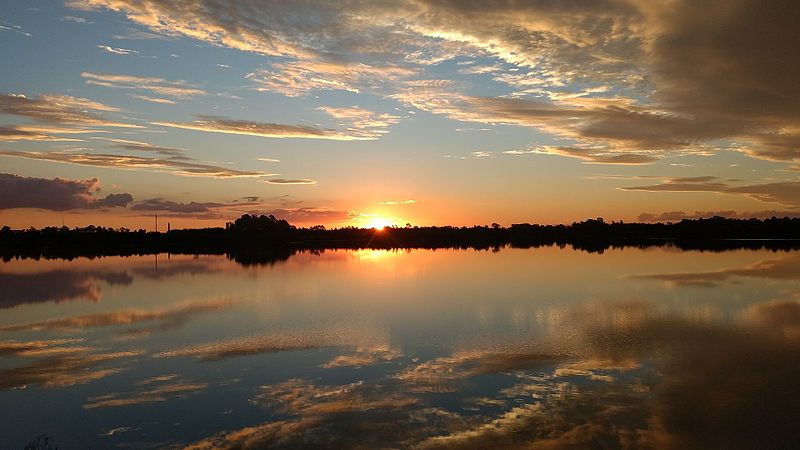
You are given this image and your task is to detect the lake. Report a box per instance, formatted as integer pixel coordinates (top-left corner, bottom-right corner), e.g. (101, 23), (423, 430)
(1, 246), (799, 449)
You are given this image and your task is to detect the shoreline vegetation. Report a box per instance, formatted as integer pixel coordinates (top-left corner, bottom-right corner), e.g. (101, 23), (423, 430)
(2, 214), (800, 263)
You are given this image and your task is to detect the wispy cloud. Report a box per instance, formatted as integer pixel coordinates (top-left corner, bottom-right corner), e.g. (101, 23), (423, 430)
(263, 178), (317, 185)
(82, 72), (205, 98)
(378, 200), (416, 205)
(0, 150), (271, 178)
(97, 44), (139, 55)
(0, 93), (137, 128)
(100, 138), (190, 159)
(62, 16), (90, 24)
(248, 60), (415, 97)
(0, 23), (31, 37)
(0, 125), (83, 142)
(131, 198), (226, 213)
(318, 106), (401, 139)
(154, 116), (371, 141)
(128, 94), (177, 104)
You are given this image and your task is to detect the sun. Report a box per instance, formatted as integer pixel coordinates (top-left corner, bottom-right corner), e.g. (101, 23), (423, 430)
(365, 218), (393, 230)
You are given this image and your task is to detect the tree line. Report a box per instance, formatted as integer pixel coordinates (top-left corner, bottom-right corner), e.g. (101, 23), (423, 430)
(2, 214), (800, 262)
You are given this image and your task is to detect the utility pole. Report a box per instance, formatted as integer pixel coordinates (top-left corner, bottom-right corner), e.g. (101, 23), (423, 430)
(155, 214), (158, 232)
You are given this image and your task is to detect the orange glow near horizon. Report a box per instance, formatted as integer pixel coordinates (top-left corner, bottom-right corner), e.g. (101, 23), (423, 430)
(362, 217), (395, 230)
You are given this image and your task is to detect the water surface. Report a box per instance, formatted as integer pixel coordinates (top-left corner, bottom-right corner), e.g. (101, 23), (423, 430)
(2, 247), (799, 449)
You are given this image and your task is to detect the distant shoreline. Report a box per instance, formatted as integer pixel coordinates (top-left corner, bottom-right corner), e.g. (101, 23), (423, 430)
(3, 215), (800, 262)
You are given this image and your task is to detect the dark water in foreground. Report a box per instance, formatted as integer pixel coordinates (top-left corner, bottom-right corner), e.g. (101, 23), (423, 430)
(1, 247), (799, 449)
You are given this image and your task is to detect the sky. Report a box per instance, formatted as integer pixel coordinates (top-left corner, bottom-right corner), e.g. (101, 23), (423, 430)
(1, 0), (799, 229)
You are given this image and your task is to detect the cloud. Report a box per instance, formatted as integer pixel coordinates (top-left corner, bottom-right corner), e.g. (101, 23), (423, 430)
(131, 198), (225, 213)
(532, 146), (658, 165)
(318, 106), (401, 139)
(97, 44), (139, 55)
(378, 200), (416, 205)
(248, 60), (415, 97)
(62, 15), (90, 23)
(63, 0), (800, 165)
(391, 88), (724, 163)
(621, 177), (800, 207)
(154, 115), (377, 141)
(0, 125), (83, 142)
(0, 23), (31, 37)
(0, 173), (132, 211)
(0, 93), (137, 128)
(637, 210), (800, 223)
(263, 178), (317, 185)
(102, 138), (190, 159)
(0, 150), (271, 178)
(82, 71), (206, 98)
(129, 94), (177, 104)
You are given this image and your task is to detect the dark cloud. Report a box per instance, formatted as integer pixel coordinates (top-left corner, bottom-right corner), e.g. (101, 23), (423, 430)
(647, 0), (800, 125)
(131, 198), (224, 213)
(0, 173), (132, 211)
(638, 210), (800, 223)
(622, 176), (800, 207)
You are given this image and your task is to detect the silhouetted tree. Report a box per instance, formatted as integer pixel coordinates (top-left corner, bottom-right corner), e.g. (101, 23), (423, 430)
(23, 435), (57, 450)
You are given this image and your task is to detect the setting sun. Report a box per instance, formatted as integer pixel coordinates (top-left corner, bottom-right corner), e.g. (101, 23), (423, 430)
(366, 218), (393, 230)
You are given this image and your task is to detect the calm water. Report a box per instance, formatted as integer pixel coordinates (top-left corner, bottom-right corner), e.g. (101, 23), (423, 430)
(2, 247), (800, 449)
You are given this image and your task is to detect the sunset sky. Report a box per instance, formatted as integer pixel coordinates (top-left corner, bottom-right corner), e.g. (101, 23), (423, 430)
(1, 0), (799, 229)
